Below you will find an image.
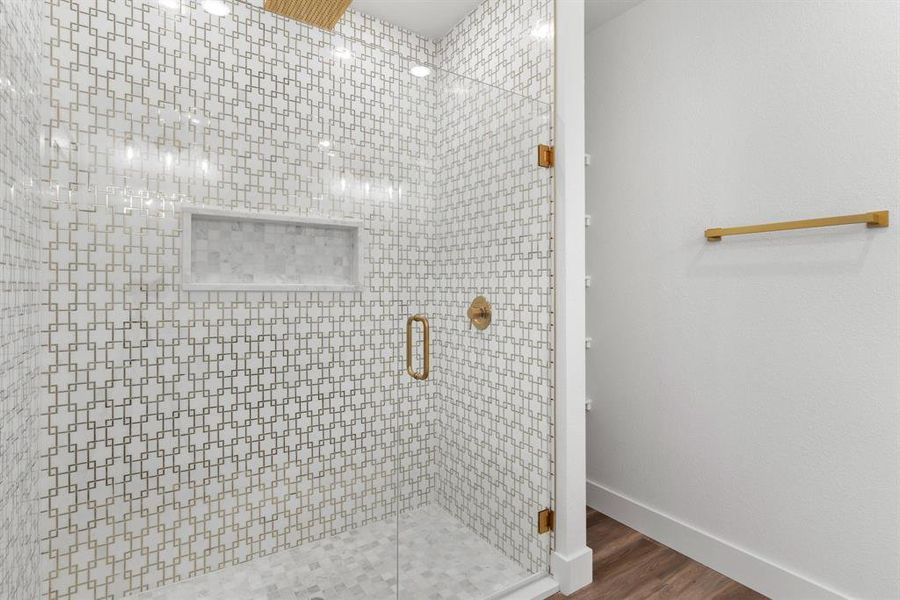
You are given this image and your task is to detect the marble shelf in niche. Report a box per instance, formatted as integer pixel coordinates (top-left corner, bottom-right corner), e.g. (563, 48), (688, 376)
(181, 206), (366, 291)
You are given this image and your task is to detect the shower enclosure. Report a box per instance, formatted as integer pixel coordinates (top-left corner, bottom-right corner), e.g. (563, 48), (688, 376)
(2, 0), (556, 598)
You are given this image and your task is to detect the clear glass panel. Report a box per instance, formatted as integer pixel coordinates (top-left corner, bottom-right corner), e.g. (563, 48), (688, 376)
(42, 1), (405, 597)
(40, 0), (552, 598)
(396, 57), (554, 598)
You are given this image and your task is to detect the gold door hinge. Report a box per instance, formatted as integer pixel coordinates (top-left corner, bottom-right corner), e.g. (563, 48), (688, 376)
(537, 508), (555, 534)
(537, 144), (555, 168)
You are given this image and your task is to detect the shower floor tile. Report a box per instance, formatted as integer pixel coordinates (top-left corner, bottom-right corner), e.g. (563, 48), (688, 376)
(131, 504), (531, 600)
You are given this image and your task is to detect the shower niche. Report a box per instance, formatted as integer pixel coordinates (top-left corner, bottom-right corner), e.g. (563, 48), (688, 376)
(181, 207), (365, 291)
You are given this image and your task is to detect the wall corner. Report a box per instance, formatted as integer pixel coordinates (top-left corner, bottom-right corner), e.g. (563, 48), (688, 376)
(553, 0), (591, 595)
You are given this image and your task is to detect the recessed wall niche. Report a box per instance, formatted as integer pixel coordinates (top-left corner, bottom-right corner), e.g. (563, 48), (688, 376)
(181, 207), (366, 291)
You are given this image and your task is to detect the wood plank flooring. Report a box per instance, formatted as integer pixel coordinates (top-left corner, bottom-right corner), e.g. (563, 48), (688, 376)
(551, 508), (768, 600)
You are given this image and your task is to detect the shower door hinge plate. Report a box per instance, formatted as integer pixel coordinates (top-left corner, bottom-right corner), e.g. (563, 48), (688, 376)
(537, 144), (555, 168)
(537, 508), (555, 534)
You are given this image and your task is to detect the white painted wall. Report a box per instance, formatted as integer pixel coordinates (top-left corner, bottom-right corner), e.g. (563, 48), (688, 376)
(585, 2), (900, 599)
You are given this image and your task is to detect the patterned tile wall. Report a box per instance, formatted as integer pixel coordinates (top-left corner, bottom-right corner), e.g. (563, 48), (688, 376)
(436, 0), (554, 104)
(0, 0), (44, 598)
(41, 1), (434, 597)
(430, 0), (555, 575)
(40, 0), (553, 597)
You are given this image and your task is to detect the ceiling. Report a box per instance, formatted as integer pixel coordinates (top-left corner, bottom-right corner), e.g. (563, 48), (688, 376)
(349, 0), (484, 40)
(260, 0), (643, 41)
(584, 0), (644, 32)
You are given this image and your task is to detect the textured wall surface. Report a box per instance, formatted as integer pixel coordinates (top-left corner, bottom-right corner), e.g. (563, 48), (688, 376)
(437, 0), (553, 104)
(430, 70), (553, 574)
(585, 2), (900, 598)
(0, 0), (43, 598)
(429, 0), (555, 574)
(41, 0), (554, 597)
(41, 1), (434, 597)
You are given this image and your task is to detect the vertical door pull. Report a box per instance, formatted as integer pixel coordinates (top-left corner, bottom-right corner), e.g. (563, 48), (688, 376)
(406, 314), (430, 380)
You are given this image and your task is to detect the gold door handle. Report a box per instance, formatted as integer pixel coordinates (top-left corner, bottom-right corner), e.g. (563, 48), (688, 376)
(406, 314), (430, 380)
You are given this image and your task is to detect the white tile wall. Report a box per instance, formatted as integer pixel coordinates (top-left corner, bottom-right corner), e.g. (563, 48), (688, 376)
(429, 0), (555, 574)
(0, 0), (43, 598)
(436, 0), (554, 104)
(42, 1), (433, 597)
(39, 0), (554, 597)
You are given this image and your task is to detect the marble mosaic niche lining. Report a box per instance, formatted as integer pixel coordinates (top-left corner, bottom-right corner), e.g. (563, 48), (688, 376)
(184, 209), (364, 290)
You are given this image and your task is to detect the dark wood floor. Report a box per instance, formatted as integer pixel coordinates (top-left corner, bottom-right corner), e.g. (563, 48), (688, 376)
(551, 509), (768, 600)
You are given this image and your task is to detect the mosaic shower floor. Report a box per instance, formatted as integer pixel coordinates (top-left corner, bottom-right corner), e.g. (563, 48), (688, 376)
(132, 504), (531, 600)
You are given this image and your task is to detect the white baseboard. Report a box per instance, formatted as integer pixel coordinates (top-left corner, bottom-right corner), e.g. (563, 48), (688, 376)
(550, 545), (593, 595)
(586, 480), (846, 600)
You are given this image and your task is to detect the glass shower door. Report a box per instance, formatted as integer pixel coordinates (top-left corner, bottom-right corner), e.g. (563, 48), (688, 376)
(395, 57), (555, 598)
(42, 2), (409, 596)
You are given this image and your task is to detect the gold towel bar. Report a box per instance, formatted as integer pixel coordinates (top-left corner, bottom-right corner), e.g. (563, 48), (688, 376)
(706, 210), (889, 241)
